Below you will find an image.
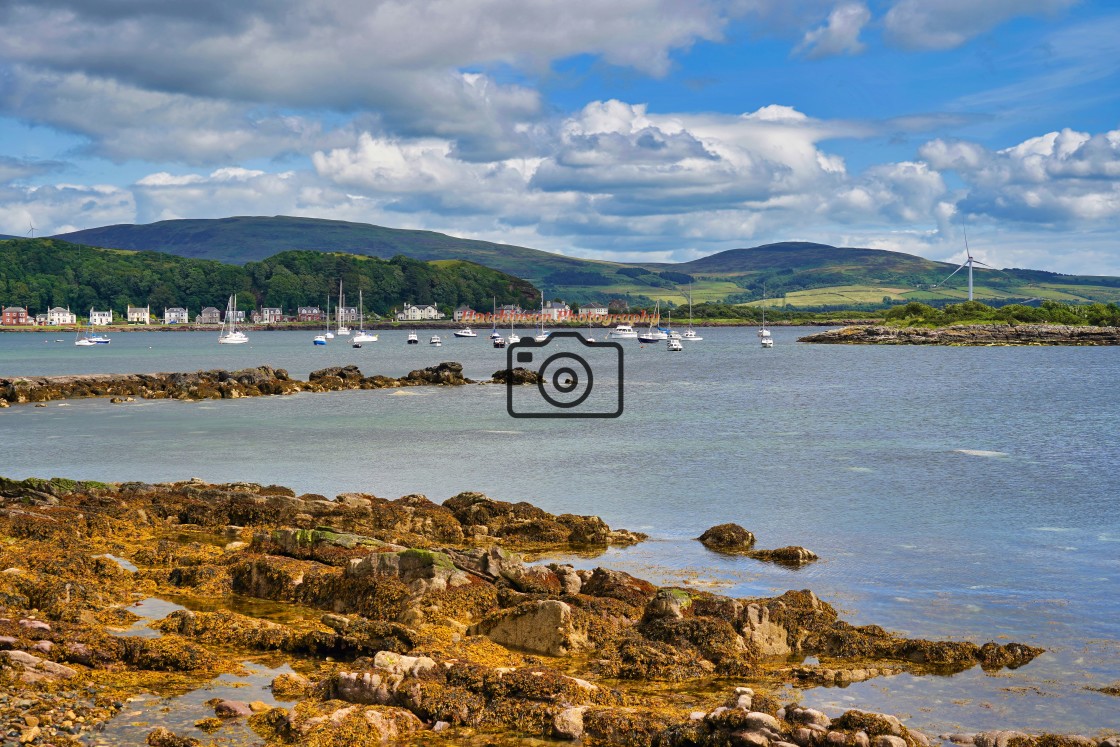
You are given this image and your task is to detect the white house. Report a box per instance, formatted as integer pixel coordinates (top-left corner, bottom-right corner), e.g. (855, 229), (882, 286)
(164, 307), (190, 324)
(127, 305), (150, 324)
(47, 306), (77, 325)
(397, 303), (444, 322)
(581, 302), (608, 316)
(89, 310), (112, 326)
(543, 301), (571, 321)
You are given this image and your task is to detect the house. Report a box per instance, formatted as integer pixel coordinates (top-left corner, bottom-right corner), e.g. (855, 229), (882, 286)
(34, 313), (48, 326)
(581, 302), (609, 316)
(398, 303), (444, 322)
(197, 307), (222, 325)
(336, 306), (359, 323)
(163, 307), (189, 325)
(127, 305), (150, 324)
(2, 307), (31, 325)
(297, 306), (324, 322)
(497, 304), (523, 318)
(452, 304), (474, 322)
(543, 300), (571, 321)
(89, 310), (112, 326)
(47, 306), (77, 326)
(259, 307), (283, 323)
(225, 309), (246, 323)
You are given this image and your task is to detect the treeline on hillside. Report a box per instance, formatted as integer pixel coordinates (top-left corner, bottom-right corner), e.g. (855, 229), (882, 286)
(884, 300), (1120, 327)
(0, 239), (537, 316)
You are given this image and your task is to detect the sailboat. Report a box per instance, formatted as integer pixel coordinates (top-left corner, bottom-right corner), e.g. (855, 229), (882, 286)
(534, 292), (550, 342)
(637, 301), (668, 343)
(682, 283), (702, 340)
(218, 295), (249, 344)
(75, 312), (97, 347)
(508, 318), (520, 345)
(336, 280), (351, 335)
(665, 310), (681, 340)
(759, 291), (774, 348)
(489, 297), (501, 340)
(353, 290), (378, 342)
(324, 295), (334, 339)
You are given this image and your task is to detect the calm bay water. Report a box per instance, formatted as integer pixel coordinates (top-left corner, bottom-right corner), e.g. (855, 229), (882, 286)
(1, 328), (1118, 736)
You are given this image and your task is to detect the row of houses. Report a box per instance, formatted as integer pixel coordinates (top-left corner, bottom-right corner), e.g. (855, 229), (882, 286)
(4, 298), (617, 327)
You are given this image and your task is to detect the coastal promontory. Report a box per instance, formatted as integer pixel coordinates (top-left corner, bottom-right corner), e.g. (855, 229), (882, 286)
(799, 323), (1120, 345)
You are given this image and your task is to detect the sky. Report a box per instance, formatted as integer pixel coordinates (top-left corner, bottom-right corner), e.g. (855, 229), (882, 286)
(1, 0), (1119, 274)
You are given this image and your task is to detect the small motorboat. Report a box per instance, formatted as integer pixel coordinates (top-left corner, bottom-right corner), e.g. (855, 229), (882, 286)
(493, 336), (506, 348)
(667, 338), (683, 352)
(313, 335), (327, 346)
(430, 335), (442, 346)
(351, 342), (362, 348)
(407, 330), (419, 344)
(453, 327), (477, 338)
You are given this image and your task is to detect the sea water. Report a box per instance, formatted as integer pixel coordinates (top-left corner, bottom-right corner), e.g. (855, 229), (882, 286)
(1, 328), (1117, 736)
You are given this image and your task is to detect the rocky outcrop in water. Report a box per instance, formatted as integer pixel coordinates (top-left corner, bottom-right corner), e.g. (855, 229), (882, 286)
(0, 476), (1085, 747)
(0, 362), (487, 405)
(799, 324), (1120, 345)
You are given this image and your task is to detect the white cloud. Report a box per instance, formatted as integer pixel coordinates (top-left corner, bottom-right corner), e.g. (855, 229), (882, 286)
(0, 183), (136, 236)
(794, 3), (871, 59)
(921, 128), (1120, 225)
(883, 0), (1077, 51)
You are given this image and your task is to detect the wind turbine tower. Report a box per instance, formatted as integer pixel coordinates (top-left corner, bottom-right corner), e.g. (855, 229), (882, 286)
(933, 230), (991, 301)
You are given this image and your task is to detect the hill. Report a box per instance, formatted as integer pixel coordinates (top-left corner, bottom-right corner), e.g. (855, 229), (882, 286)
(50, 216), (1120, 309)
(0, 238), (536, 316)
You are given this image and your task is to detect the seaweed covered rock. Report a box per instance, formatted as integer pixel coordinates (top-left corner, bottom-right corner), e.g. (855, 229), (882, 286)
(748, 545), (819, 565)
(698, 523), (756, 552)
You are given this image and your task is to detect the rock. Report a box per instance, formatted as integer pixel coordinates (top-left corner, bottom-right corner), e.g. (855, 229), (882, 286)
(644, 589), (691, 621)
(249, 701), (270, 713)
(19, 618), (50, 632)
(580, 567), (658, 607)
(0, 649), (78, 680)
(789, 707), (831, 729)
(974, 733), (1035, 747)
(744, 603), (791, 655)
(490, 367), (541, 385)
(732, 730), (771, 747)
(742, 711), (782, 731)
(698, 523), (756, 552)
(468, 600), (590, 657)
(799, 324), (1120, 346)
(330, 671), (393, 705)
(30, 639), (53, 654)
(872, 736), (906, 747)
(372, 650), (436, 677)
(943, 734), (977, 745)
(553, 706), (588, 740)
(213, 699), (253, 718)
(748, 546), (819, 565)
(271, 672), (310, 698)
(146, 727), (201, 746)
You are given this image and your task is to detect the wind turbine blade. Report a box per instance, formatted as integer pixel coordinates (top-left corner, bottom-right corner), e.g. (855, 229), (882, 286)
(933, 260), (968, 288)
(972, 259), (994, 268)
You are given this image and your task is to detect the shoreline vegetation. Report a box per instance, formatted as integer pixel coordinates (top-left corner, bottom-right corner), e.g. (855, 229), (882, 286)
(3, 475), (1106, 747)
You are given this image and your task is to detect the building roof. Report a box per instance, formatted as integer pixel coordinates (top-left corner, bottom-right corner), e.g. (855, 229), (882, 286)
(3, 306), (27, 312)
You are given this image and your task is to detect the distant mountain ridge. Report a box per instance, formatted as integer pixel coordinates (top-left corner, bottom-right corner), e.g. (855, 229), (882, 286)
(52, 216), (1120, 308)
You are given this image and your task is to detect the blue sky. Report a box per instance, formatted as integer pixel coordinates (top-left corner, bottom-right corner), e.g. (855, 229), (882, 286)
(1, 0), (1118, 274)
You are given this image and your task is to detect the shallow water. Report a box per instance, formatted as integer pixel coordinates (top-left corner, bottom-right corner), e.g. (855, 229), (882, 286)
(3, 328), (1118, 736)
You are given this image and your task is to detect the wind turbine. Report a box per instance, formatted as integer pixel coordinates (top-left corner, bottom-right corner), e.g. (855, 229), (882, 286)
(933, 230), (991, 301)
(26, 221), (36, 238)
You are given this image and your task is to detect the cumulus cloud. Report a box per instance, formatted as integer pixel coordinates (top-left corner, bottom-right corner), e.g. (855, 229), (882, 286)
(920, 128), (1120, 224)
(0, 183), (135, 236)
(794, 3), (871, 59)
(883, 0), (1077, 51)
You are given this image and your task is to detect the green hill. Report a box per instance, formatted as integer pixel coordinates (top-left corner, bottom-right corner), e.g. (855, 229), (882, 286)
(0, 238), (536, 316)
(49, 216), (1120, 309)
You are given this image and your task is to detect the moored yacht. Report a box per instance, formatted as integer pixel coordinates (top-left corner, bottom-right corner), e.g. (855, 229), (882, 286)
(454, 327), (477, 338)
(429, 335), (442, 346)
(608, 324), (637, 339)
(407, 330), (419, 344)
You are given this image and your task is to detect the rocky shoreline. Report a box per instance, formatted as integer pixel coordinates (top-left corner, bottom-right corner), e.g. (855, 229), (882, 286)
(1, 476), (1113, 747)
(798, 324), (1120, 345)
(0, 363), (540, 408)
